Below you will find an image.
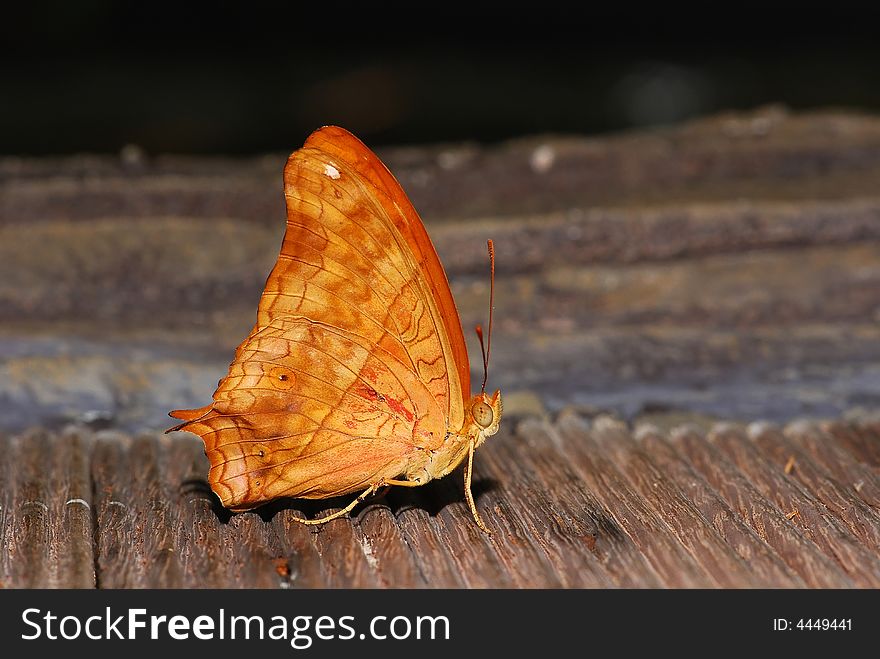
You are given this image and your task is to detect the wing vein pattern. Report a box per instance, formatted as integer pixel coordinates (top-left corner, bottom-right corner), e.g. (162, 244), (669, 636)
(173, 127), (470, 508)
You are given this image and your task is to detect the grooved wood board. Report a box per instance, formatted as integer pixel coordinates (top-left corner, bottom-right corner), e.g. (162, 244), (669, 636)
(2, 414), (878, 588)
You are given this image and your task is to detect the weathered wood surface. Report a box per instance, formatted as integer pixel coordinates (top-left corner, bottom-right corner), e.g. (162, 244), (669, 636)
(2, 415), (879, 588)
(0, 430), (95, 588)
(2, 107), (880, 431)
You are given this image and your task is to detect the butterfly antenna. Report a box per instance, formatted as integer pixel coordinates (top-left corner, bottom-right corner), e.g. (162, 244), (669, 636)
(476, 239), (495, 394)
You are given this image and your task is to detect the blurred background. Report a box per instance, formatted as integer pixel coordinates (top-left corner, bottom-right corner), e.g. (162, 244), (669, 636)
(2, 6), (880, 433)
(3, 5), (880, 155)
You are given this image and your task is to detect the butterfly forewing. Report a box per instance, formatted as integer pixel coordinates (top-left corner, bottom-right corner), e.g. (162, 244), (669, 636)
(303, 127), (471, 406)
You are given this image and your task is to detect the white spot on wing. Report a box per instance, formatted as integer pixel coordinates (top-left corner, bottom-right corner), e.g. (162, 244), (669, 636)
(324, 163), (341, 179)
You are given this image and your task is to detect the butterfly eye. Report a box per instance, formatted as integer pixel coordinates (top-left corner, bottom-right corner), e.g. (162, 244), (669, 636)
(472, 401), (494, 429)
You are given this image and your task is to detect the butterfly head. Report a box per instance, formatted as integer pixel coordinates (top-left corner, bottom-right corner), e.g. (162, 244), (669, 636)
(469, 239), (501, 445)
(469, 389), (502, 445)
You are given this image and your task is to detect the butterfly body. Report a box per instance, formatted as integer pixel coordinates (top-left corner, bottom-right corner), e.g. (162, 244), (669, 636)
(169, 126), (501, 530)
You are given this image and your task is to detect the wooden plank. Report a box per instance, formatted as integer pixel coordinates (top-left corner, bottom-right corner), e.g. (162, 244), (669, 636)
(53, 427), (96, 588)
(401, 474), (515, 589)
(555, 413), (715, 587)
(380, 486), (469, 589)
(4, 416), (880, 589)
(9, 431), (53, 588)
(594, 417), (773, 588)
(752, 421), (880, 552)
(710, 423), (880, 587)
(477, 422), (613, 588)
(94, 430), (297, 588)
(834, 418), (880, 468)
(271, 510), (329, 589)
(816, 420), (880, 510)
(7, 110), (880, 232)
(508, 418), (665, 587)
(0, 432), (11, 587)
(164, 434), (228, 588)
(2, 430), (95, 588)
(217, 510), (288, 589)
(669, 424), (853, 588)
(92, 433), (180, 587)
(515, 243), (880, 330)
(91, 431), (136, 587)
(634, 424), (802, 587)
(290, 510), (381, 589)
(350, 501), (430, 588)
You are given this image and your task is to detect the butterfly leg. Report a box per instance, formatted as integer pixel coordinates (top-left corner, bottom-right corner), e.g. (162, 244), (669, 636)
(385, 447), (492, 533)
(464, 438), (492, 534)
(293, 484), (379, 526)
(383, 478), (424, 487)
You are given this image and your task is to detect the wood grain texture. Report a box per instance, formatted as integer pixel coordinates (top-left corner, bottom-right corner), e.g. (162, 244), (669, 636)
(633, 424), (801, 587)
(668, 424), (853, 588)
(710, 423), (880, 586)
(555, 414), (716, 588)
(595, 418), (764, 588)
(0, 429), (95, 588)
(766, 421), (880, 551)
(506, 418), (660, 588)
(4, 415), (880, 588)
(816, 420), (880, 510)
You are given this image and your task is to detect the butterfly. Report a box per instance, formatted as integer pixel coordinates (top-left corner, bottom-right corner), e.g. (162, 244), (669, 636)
(168, 126), (501, 531)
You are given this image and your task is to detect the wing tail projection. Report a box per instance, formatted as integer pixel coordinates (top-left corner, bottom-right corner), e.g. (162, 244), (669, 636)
(167, 403), (214, 432)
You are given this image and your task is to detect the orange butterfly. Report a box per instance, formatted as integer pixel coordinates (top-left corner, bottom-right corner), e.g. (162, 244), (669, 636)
(168, 126), (502, 531)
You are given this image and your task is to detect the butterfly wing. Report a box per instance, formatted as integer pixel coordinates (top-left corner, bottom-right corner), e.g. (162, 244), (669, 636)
(304, 126), (471, 403)
(170, 127), (470, 510)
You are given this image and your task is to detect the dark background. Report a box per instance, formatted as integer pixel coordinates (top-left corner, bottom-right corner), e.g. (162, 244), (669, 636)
(3, 4), (880, 155)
